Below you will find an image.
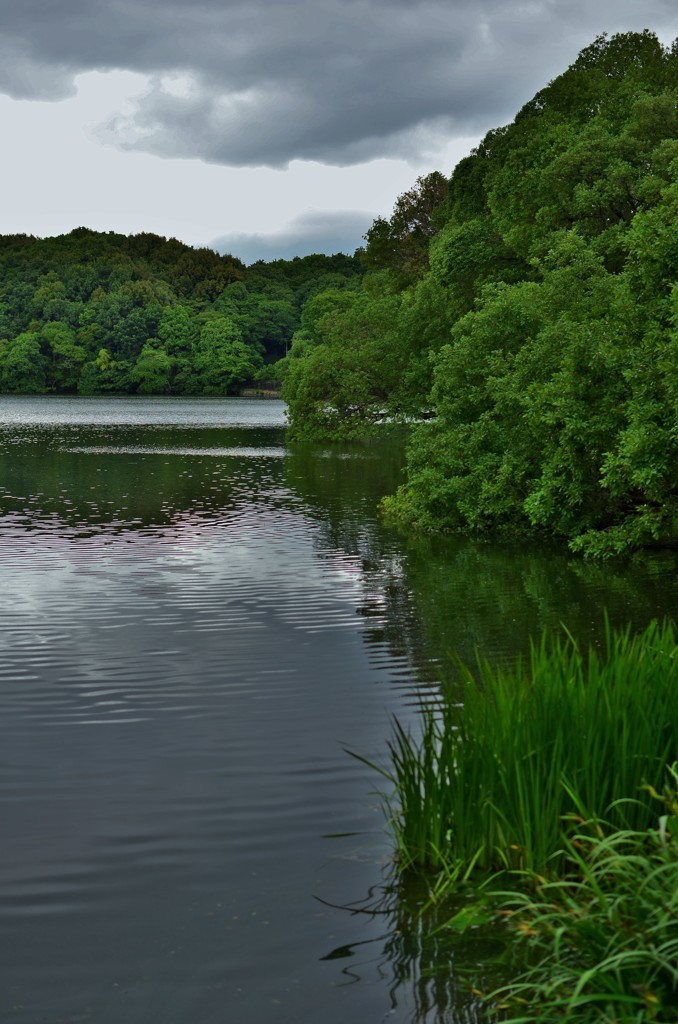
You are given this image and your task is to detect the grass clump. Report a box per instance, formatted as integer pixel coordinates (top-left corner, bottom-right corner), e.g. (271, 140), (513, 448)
(369, 619), (678, 877)
(492, 765), (678, 1023)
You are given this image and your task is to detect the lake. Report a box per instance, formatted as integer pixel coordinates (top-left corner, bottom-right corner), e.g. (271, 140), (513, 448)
(1, 396), (677, 1024)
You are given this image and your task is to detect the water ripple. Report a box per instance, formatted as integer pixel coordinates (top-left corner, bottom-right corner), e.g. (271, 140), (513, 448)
(0, 404), (450, 1024)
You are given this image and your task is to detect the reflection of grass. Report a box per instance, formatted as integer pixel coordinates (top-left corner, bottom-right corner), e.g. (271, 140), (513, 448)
(319, 870), (508, 1023)
(379, 873), (500, 1021)
(363, 619), (678, 877)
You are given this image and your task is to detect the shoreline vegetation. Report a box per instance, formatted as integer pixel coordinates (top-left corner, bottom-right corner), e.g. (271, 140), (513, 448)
(280, 30), (678, 558)
(0, 239), (362, 399)
(360, 619), (678, 1022)
(1, 30), (675, 1024)
(0, 32), (675, 555)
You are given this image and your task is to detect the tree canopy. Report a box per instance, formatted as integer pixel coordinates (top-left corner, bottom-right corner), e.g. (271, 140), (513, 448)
(2, 31), (677, 555)
(0, 230), (362, 398)
(283, 31), (678, 556)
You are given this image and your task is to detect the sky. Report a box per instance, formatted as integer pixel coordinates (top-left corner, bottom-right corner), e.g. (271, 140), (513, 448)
(1, 1), (676, 264)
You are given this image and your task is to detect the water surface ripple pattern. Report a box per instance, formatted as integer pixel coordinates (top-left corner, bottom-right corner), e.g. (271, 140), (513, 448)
(0, 397), (442, 1024)
(1, 397), (677, 1024)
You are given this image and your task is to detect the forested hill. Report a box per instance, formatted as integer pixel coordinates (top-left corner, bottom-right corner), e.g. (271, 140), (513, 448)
(0, 229), (362, 396)
(283, 30), (678, 556)
(2, 31), (677, 556)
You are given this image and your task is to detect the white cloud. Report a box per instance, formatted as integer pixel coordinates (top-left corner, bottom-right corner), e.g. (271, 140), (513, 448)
(211, 210), (376, 263)
(0, 71), (470, 256)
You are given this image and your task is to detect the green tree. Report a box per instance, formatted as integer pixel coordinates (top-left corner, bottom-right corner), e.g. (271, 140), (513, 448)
(0, 332), (47, 393)
(130, 341), (174, 394)
(41, 321), (86, 392)
(362, 172), (449, 283)
(283, 290), (404, 437)
(374, 31), (678, 554)
(157, 304), (199, 357)
(78, 348), (131, 394)
(192, 316), (262, 395)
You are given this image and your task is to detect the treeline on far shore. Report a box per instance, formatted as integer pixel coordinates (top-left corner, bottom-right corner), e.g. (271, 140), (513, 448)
(0, 231), (362, 397)
(3, 31), (677, 556)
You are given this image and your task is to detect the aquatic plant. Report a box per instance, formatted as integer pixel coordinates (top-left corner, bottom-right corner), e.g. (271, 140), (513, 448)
(364, 619), (678, 877)
(491, 764), (678, 1023)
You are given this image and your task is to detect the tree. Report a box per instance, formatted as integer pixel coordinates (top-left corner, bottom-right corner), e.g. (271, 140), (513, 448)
(0, 332), (47, 393)
(130, 341), (173, 394)
(192, 316), (262, 395)
(41, 321), (86, 392)
(78, 348), (131, 394)
(157, 305), (199, 357)
(283, 290), (404, 437)
(375, 31), (678, 554)
(362, 172), (449, 283)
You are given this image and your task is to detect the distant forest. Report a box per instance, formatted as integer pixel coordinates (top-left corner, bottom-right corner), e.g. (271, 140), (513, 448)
(0, 232), (362, 396)
(1, 30), (677, 555)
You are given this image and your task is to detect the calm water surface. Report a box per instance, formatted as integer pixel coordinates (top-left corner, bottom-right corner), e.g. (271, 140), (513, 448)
(1, 396), (677, 1024)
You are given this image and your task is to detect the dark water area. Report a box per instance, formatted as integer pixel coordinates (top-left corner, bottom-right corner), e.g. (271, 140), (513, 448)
(0, 396), (676, 1024)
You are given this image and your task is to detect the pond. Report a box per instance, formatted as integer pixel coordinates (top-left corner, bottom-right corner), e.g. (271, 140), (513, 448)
(0, 396), (676, 1024)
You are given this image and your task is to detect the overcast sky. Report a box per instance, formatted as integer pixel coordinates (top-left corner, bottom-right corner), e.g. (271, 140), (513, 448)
(1, 1), (676, 263)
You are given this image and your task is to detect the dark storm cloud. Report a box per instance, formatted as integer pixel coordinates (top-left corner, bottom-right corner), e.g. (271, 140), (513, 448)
(211, 210), (375, 263)
(1, 0), (677, 166)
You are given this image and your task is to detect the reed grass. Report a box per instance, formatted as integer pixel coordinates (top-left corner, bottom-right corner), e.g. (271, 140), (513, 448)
(491, 763), (678, 1023)
(366, 619), (678, 877)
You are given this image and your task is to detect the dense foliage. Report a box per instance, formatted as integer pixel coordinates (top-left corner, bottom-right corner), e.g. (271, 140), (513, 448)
(0, 229), (362, 397)
(284, 31), (678, 555)
(491, 766), (678, 1023)
(2, 32), (676, 553)
(364, 618), (678, 877)
(366, 618), (678, 1020)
